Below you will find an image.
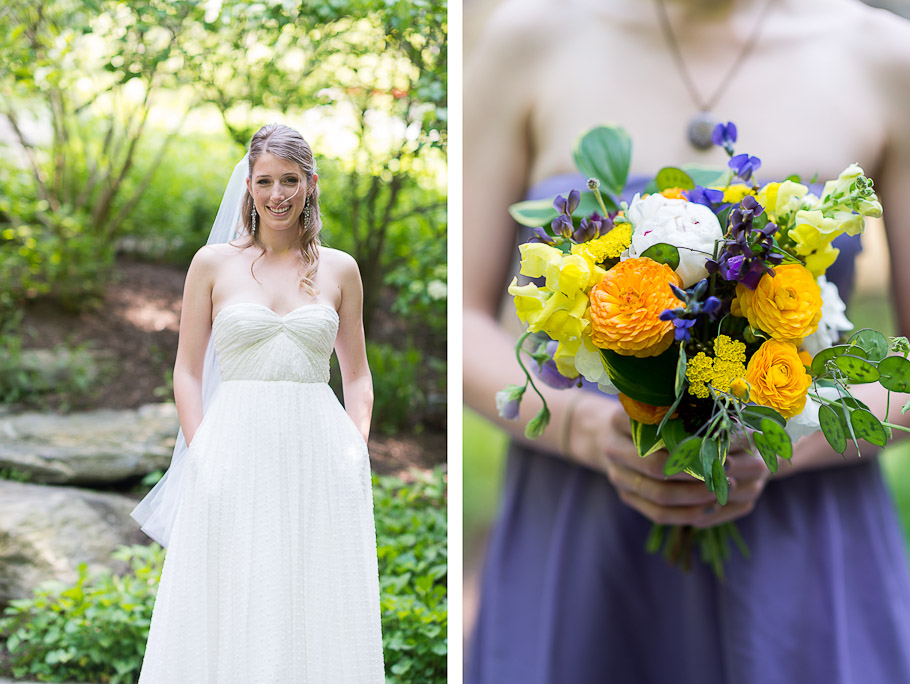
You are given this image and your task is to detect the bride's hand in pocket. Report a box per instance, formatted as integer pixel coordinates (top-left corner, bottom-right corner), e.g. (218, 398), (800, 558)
(596, 403), (721, 526)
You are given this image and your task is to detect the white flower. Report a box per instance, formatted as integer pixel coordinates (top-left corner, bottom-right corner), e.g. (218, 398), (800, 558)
(573, 342), (619, 395)
(801, 275), (853, 357)
(785, 386), (841, 443)
(622, 193), (723, 287)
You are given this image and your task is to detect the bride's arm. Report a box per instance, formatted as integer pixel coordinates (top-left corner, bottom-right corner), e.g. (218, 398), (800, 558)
(333, 251), (373, 442)
(174, 246), (217, 445)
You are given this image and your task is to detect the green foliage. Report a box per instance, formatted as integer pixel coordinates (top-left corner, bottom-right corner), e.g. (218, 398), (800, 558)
(374, 469), (447, 683)
(367, 342), (427, 434)
(117, 133), (242, 265)
(0, 544), (164, 683)
(0, 158), (114, 310)
(0, 473), (446, 683)
(0, 311), (102, 410)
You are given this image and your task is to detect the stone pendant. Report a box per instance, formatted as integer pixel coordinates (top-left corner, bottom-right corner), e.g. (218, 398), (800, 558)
(687, 111), (717, 150)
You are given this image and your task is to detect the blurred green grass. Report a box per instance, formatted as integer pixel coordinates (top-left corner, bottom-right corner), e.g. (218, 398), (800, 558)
(464, 289), (910, 557)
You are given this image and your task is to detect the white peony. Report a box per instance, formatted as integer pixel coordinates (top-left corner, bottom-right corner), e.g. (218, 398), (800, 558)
(785, 386), (842, 443)
(573, 342), (619, 395)
(801, 275), (853, 358)
(623, 193), (724, 287)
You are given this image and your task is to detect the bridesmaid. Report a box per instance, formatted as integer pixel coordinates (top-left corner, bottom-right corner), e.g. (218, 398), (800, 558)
(464, 1), (910, 682)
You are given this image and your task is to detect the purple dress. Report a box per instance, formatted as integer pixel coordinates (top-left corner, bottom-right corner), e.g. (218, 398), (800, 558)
(467, 175), (910, 684)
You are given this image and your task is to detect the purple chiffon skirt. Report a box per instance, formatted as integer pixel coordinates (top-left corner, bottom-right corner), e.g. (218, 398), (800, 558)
(466, 175), (910, 683)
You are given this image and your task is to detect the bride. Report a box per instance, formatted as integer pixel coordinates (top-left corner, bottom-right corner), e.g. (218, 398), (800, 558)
(131, 123), (385, 683)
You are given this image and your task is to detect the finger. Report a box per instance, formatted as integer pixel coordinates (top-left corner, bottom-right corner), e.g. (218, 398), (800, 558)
(615, 486), (715, 526)
(692, 499), (756, 528)
(724, 452), (768, 480)
(610, 407), (633, 436)
(608, 462), (718, 507)
(724, 476), (768, 506)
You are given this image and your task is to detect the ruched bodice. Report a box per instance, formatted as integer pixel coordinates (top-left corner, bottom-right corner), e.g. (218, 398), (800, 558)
(212, 303), (338, 384)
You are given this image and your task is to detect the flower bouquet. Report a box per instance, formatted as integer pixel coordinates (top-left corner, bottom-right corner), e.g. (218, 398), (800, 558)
(498, 123), (910, 576)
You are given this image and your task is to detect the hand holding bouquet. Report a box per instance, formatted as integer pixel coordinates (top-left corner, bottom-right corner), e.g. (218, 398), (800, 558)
(499, 123), (910, 576)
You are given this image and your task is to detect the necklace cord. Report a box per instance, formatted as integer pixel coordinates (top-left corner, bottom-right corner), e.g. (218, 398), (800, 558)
(653, 0), (777, 112)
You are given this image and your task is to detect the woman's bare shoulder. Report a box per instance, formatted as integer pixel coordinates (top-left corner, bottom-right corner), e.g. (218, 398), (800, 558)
(318, 246), (360, 280)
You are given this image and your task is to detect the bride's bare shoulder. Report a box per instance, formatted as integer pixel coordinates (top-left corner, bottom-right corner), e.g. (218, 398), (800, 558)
(318, 246), (360, 279)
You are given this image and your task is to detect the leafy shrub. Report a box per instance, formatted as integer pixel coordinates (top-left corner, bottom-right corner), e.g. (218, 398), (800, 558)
(0, 310), (103, 410)
(0, 544), (164, 683)
(0, 159), (113, 311)
(0, 472), (447, 683)
(367, 342), (427, 434)
(375, 468), (447, 683)
(116, 133), (242, 266)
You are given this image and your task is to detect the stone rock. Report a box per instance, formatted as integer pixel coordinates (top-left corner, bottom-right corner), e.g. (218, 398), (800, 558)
(0, 480), (147, 606)
(0, 403), (177, 485)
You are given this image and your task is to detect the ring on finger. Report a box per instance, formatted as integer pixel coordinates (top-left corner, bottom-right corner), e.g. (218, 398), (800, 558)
(633, 473), (644, 494)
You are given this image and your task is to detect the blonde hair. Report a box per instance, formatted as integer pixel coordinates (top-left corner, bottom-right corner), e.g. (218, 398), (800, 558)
(240, 123), (321, 294)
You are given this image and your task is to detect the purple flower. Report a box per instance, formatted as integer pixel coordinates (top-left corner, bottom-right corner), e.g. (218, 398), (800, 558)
(529, 226), (556, 245)
(533, 341), (578, 390)
(702, 296), (722, 316)
(684, 186), (725, 208)
(553, 190), (581, 216)
(729, 154), (762, 182)
(672, 317), (697, 342)
(712, 121), (738, 148)
(495, 385), (525, 420)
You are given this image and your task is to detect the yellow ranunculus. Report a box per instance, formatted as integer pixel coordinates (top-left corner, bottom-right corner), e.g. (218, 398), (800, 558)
(744, 339), (812, 419)
(734, 264), (822, 342)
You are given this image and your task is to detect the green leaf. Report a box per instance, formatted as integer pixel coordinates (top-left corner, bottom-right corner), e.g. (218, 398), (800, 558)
(818, 403), (847, 453)
(508, 191), (608, 227)
(759, 417), (793, 459)
(602, 347), (678, 405)
(664, 436), (701, 476)
(712, 458), (728, 505)
(573, 125), (631, 198)
(675, 345), (688, 396)
(740, 405), (786, 430)
(655, 167), (695, 191)
(524, 406), (550, 439)
(850, 409), (888, 447)
(700, 438), (719, 491)
(681, 165), (728, 188)
(847, 328), (889, 362)
(630, 419), (666, 458)
(834, 355), (880, 383)
(640, 243), (681, 270)
(811, 344), (867, 377)
(752, 432), (779, 473)
(878, 355), (910, 393)
(659, 418), (689, 452)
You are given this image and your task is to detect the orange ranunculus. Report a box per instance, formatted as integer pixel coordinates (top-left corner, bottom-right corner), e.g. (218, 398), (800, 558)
(734, 264), (822, 343)
(618, 393), (672, 425)
(744, 339), (812, 419)
(588, 257), (682, 358)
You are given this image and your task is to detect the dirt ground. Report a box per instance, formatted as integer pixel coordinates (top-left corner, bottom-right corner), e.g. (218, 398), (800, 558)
(15, 257), (446, 476)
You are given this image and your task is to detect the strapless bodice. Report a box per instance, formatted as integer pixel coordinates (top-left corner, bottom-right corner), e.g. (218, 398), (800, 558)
(211, 303), (339, 383)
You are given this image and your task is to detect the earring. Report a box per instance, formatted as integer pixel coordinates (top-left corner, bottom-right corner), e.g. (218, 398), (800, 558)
(251, 207), (257, 233)
(303, 198), (310, 227)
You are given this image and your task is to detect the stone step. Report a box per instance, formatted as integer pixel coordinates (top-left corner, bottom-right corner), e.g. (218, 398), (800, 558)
(0, 403), (177, 485)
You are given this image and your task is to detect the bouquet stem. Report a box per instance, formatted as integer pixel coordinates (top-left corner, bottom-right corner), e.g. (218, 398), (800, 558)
(646, 522), (750, 580)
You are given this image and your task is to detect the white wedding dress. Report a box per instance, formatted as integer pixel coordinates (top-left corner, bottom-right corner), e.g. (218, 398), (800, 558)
(137, 302), (385, 683)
